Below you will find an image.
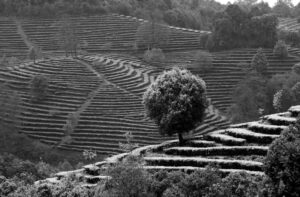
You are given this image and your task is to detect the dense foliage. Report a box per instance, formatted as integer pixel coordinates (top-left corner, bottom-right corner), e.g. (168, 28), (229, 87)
(266, 64), (300, 112)
(209, 4), (278, 50)
(264, 118), (300, 197)
(143, 67), (208, 144)
(1, 158), (274, 197)
(251, 48), (269, 75)
(229, 56), (300, 122)
(228, 72), (267, 123)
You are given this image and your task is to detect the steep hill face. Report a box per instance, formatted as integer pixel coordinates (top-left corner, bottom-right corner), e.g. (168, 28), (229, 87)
(41, 105), (300, 187)
(0, 54), (229, 155)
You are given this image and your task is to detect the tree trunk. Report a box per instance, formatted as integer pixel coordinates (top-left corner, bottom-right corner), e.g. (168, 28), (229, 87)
(178, 133), (184, 146)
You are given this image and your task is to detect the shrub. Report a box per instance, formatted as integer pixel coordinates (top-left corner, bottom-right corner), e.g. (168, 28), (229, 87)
(273, 40), (288, 58)
(193, 50), (213, 73)
(103, 156), (151, 197)
(292, 82), (300, 102)
(29, 75), (49, 101)
(143, 67), (208, 145)
(251, 48), (269, 75)
(264, 118), (300, 196)
(216, 171), (265, 197)
(298, 17), (300, 23)
(273, 88), (294, 112)
(149, 170), (175, 197)
(228, 73), (267, 123)
(143, 48), (165, 64)
(292, 63), (300, 75)
(178, 165), (222, 197)
(119, 131), (139, 152)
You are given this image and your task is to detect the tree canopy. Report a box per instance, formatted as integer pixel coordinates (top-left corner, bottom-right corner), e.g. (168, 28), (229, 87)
(209, 4), (278, 50)
(143, 67), (208, 144)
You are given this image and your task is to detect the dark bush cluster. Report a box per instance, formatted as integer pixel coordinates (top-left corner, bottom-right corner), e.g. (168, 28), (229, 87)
(29, 75), (49, 101)
(264, 118), (300, 197)
(208, 4), (278, 51)
(229, 52), (300, 123)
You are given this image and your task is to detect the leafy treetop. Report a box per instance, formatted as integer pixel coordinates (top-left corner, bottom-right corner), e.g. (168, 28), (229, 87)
(143, 67), (208, 144)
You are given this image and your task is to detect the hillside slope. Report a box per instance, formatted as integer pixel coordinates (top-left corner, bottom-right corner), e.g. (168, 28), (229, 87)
(41, 105), (300, 187)
(166, 48), (300, 111)
(20, 14), (207, 53)
(0, 55), (229, 155)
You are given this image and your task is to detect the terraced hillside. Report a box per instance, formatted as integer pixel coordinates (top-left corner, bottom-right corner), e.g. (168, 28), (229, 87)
(169, 48), (300, 111)
(0, 18), (28, 58)
(278, 17), (300, 32)
(0, 55), (229, 155)
(42, 105), (300, 187)
(20, 14), (207, 52)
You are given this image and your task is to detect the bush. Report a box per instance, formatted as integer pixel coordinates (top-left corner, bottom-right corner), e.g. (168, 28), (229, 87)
(292, 63), (300, 75)
(0, 153), (58, 180)
(103, 156), (151, 197)
(273, 40), (288, 58)
(178, 165), (222, 197)
(193, 51), (213, 73)
(228, 73), (267, 123)
(298, 17), (300, 23)
(251, 48), (269, 75)
(143, 48), (165, 64)
(273, 88), (294, 112)
(264, 118), (300, 197)
(216, 171), (266, 197)
(29, 75), (49, 101)
(143, 67), (208, 145)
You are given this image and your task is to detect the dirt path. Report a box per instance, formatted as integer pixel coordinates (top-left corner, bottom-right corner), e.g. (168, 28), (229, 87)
(75, 58), (141, 98)
(15, 19), (34, 50)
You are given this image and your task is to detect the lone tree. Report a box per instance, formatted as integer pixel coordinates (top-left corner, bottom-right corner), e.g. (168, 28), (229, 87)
(251, 48), (269, 75)
(143, 67), (208, 145)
